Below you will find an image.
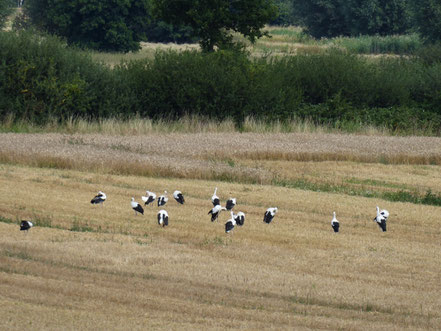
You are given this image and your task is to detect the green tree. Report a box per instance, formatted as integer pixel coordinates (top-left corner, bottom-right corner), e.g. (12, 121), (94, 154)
(294, 0), (410, 38)
(24, 0), (151, 52)
(0, 0), (14, 29)
(411, 0), (441, 43)
(153, 0), (278, 52)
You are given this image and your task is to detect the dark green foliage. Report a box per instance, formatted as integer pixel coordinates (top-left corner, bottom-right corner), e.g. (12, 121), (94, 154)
(153, 0), (278, 52)
(24, 0), (151, 52)
(0, 31), (132, 123)
(295, 0), (410, 38)
(144, 20), (198, 44)
(270, 0), (301, 26)
(411, 0), (441, 43)
(0, 0), (14, 28)
(1, 31), (441, 133)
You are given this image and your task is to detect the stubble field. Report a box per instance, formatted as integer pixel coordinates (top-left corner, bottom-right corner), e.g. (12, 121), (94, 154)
(0, 132), (440, 330)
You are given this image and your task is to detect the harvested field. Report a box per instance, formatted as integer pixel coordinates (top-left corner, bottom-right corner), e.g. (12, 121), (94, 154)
(0, 132), (440, 329)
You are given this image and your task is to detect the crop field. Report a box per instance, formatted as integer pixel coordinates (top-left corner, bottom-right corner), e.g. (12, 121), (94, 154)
(0, 132), (441, 330)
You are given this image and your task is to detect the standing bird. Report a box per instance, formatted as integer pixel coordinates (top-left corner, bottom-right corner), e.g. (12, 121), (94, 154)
(225, 197), (236, 211)
(157, 210), (169, 227)
(141, 190), (156, 206)
(173, 190), (185, 204)
(158, 191), (168, 207)
(331, 211), (340, 233)
(91, 191), (106, 206)
(374, 206), (389, 232)
(212, 187), (220, 207)
(234, 211), (245, 226)
(225, 212), (236, 233)
(208, 204), (227, 222)
(131, 197), (144, 215)
(20, 220), (33, 232)
(263, 207), (278, 224)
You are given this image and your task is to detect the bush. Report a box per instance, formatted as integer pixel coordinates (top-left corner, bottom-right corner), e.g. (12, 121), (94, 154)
(1, 30), (440, 133)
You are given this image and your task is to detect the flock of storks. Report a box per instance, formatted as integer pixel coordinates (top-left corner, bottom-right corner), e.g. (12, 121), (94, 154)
(19, 187), (390, 234)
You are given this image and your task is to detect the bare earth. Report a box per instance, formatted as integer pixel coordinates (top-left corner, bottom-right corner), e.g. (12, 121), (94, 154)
(0, 132), (440, 330)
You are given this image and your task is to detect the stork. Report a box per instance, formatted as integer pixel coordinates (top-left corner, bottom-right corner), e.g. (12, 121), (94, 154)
(208, 204), (226, 222)
(234, 211), (245, 226)
(225, 212), (236, 233)
(263, 207), (278, 224)
(173, 190), (185, 204)
(374, 206), (389, 232)
(212, 187), (220, 206)
(157, 210), (169, 227)
(331, 211), (339, 233)
(226, 197), (236, 211)
(20, 220), (33, 232)
(91, 191), (106, 206)
(158, 191), (168, 207)
(131, 197), (144, 215)
(141, 190), (156, 206)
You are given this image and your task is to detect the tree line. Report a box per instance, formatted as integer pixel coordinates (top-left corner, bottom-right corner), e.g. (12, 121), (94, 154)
(1, 0), (440, 52)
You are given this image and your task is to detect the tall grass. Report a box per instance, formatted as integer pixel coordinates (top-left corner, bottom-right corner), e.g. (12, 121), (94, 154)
(0, 114), (398, 135)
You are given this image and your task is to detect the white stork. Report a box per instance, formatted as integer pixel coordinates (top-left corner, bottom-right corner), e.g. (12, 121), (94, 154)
(374, 206), (389, 232)
(263, 207), (278, 224)
(331, 211), (339, 233)
(208, 204), (226, 222)
(225, 212), (236, 233)
(234, 211), (245, 226)
(212, 187), (220, 207)
(226, 197), (236, 210)
(141, 190), (156, 206)
(173, 190), (185, 204)
(91, 191), (106, 206)
(131, 197), (144, 215)
(157, 210), (169, 227)
(20, 220), (33, 232)
(158, 191), (168, 207)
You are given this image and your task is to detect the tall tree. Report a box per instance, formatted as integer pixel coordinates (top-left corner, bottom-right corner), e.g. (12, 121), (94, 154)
(153, 0), (278, 52)
(294, 0), (410, 39)
(411, 0), (441, 43)
(25, 0), (151, 52)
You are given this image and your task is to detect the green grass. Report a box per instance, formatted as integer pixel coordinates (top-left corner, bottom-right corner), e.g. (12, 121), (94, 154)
(273, 178), (441, 207)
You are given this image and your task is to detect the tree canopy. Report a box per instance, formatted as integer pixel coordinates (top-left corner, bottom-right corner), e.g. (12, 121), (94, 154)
(153, 0), (278, 52)
(294, 0), (410, 39)
(411, 0), (441, 43)
(25, 0), (151, 52)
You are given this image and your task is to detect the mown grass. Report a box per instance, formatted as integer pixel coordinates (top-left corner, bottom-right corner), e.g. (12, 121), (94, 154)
(0, 163), (440, 329)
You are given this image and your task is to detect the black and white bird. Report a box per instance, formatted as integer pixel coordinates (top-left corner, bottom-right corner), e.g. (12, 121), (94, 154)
(20, 220), (33, 232)
(225, 212), (236, 233)
(374, 206), (389, 232)
(157, 210), (169, 227)
(158, 191), (168, 207)
(331, 211), (340, 233)
(263, 207), (278, 224)
(131, 197), (144, 215)
(173, 190), (185, 204)
(91, 191), (106, 206)
(225, 197), (236, 210)
(141, 190), (156, 206)
(234, 211), (245, 226)
(208, 204), (227, 222)
(212, 187), (220, 206)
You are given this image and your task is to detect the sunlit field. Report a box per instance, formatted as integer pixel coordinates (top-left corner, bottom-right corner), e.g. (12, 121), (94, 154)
(0, 132), (440, 329)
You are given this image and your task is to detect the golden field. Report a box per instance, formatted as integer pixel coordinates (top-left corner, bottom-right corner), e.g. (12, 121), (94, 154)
(0, 132), (440, 330)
